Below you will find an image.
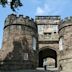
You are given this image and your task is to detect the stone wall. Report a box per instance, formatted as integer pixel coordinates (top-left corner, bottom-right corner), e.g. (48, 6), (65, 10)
(59, 18), (72, 72)
(0, 14), (38, 70)
(1, 14), (72, 71)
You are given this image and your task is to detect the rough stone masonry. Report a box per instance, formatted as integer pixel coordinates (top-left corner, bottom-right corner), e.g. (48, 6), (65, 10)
(0, 14), (72, 72)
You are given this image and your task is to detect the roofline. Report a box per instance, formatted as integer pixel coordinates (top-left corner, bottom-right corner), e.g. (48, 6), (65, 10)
(35, 15), (61, 17)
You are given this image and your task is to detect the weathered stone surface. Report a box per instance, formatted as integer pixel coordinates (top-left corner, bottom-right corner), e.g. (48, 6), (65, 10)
(0, 14), (38, 70)
(1, 14), (72, 72)
(59, 18), (72, 72)
(35, 16), (60, 69)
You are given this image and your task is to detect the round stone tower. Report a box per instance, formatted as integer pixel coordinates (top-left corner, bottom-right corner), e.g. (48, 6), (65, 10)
(1, 14), (38, 70)
(59, 17), (72, 72)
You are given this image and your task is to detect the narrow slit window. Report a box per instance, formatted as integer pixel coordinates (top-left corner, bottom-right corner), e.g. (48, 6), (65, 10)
(24, 53), (28, 60)
(32, 37), (36, 50)
(59, 37), (63, 51)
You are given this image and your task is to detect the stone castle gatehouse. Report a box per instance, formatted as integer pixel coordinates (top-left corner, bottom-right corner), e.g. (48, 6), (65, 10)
(0, 14), (72, 72)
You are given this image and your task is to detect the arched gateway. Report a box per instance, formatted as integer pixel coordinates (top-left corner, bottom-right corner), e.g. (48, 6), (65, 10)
(39, 47), (57, 68)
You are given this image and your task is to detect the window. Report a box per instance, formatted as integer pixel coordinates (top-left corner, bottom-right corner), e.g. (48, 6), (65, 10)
(48, 33), (51, 35)
(32, 37), (36, 50)
(24, 53), (28, 60)
(44, 33), (51, 39)
(54, 32), (56, 34)
(59, 37), (64, 51)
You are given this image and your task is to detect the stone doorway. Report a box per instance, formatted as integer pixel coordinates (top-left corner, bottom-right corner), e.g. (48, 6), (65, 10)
(39, 47), (57, 68)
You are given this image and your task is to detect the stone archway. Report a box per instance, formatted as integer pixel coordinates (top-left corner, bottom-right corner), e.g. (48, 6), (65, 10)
(39, 47), (57, 68)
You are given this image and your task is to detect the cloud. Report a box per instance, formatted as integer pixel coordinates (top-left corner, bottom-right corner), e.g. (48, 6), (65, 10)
(35, 0), (70, 15)
(35, 4), (50, 15)
(35, 7), (44, 15)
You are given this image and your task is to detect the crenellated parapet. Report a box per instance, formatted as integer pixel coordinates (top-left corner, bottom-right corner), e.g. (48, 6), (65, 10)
(4, 14), (17, 26)
(35, 16), (61, 25)
(1, 14), (72, 71)
(4, 14), (37, 31)
(59, 16), (72, 31)
(0, 14), (38, 70)
(59, 16), (72, 72)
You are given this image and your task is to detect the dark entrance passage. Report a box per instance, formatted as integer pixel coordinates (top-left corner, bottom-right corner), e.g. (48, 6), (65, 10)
(39, 47), (57, 68)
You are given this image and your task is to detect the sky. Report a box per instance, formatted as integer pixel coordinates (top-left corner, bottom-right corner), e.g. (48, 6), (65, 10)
(0, 0), (72, 48)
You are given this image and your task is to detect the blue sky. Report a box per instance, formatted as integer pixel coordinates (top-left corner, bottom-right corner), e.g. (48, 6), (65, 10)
(0, 0), (72, 48)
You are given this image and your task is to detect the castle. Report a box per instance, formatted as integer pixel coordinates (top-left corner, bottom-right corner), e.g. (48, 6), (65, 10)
(0, 14), (72, 72)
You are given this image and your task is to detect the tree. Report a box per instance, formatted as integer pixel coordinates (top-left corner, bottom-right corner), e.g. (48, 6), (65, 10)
(0, 0), (23, 11)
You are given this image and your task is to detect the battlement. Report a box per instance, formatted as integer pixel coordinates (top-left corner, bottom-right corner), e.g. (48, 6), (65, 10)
(62, 16), (72, 23)
(59, 16), (72, 30)
(35, 16), (61, 25)
(4, 14), (37, 30)
(35, 16), (61, 20)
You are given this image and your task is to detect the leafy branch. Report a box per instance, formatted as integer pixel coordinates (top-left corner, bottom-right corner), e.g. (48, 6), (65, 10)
(0, 0), (23, 11)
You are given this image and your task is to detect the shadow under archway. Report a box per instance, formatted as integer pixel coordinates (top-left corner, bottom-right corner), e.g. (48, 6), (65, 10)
(39, 47), (57, 68)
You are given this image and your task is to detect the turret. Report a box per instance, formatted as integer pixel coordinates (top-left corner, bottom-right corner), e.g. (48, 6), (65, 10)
(1, 14), (38, 70)
(59, 16), (72, 72)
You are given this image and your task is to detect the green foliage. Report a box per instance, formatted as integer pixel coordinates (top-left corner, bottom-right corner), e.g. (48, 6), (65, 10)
(0, 0), (7, 7)
(0, 0), (23, 11)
